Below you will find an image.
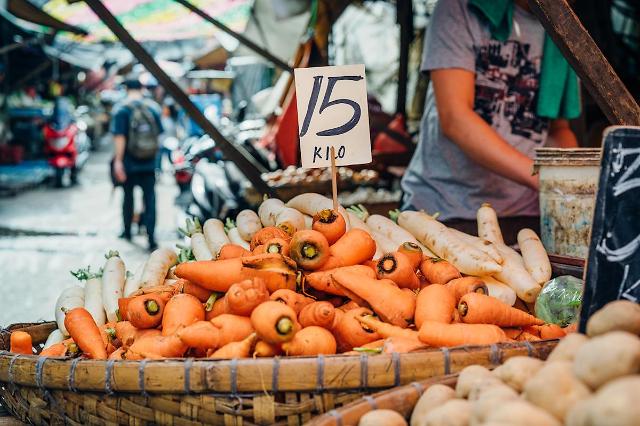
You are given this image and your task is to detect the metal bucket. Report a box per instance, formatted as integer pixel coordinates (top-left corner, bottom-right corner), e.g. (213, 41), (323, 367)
(534, 148), (601, 259)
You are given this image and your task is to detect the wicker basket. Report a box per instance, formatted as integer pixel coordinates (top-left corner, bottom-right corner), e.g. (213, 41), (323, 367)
(0, 322), (557, 426)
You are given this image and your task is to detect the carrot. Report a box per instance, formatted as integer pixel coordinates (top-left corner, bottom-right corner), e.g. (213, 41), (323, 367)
(289, 230), (330, 270)
(117, 297), (132, 321)
(312, 209), (347, 244)
(250, 227), (289, 251)
(176, 279), (214, 303)
(210, 314), (254, 346)
(40, 342), (67, 357)
(356, 315), (419, 341)
(414, 284), (457, 328)
(381, 336), (428, 354)
(282, 326), (337, 356)
(263, 237), (290, 257)
(298, 301), (336, 329)
(241, 254), (297, 293)
(126, 334), (187, 359)
(210, 333), (257, 359)
(376, 251), (420, 290)
(252, 244), (265, 254)
(398, 242), (423, 271)
(177, 321), (220, 350)
(206, 297), (226, 320)
(338, 300), (361, 312)
(445, 277), (488, 302)
(127, 293), (165, 329)
(254, 340), (282, 357)
(458, 293), (545, 327)
(161, 294), (205, 336)
(108, 347), (125, 360)
(305, 265), (376, 296)
(225, 278), (269, 316)
(418, 321), (508, 347)
(218, 244), (251, 260)
(534, 324), (566, 340)
(331, 269), (416, 328)
(326, 229), (377, 268)
(502, 328), (523, 340)
(333, 307), (380, 353)
(10, 331), (32, 355)
(250, 301), (300, 344)
(270, 289), (314, 315)
(419, 257), (461, 284)
(516, 332), (541, 342)
(63, 307), (108, 359)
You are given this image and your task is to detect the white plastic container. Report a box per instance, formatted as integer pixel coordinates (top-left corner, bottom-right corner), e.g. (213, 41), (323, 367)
(534, 148), (601, 259)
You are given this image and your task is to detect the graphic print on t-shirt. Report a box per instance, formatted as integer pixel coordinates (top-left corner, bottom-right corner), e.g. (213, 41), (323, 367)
(473, 40), (548, 143)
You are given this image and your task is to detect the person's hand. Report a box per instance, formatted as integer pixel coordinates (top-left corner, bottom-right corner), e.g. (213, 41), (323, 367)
(113, 159), (126, 183)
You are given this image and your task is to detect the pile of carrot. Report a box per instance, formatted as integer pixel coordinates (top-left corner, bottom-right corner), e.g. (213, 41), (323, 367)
(14, 194), (570, 360)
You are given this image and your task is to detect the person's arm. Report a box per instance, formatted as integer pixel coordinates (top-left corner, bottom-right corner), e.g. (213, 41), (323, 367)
(431, 68), (539, 190)
(111, 109), (127, 183)
(547, 119), (578, 148)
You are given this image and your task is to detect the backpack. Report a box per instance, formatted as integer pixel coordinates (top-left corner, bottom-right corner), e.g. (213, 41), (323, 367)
(127, 101), (160, 160)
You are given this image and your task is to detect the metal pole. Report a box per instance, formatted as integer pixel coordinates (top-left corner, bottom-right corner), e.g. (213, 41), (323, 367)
(396, 0), (413, 116)
(83, 0), (275, 197)
(172, 0), (293, 73)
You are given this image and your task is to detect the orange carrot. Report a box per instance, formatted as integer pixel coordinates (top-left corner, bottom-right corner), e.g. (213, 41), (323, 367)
(419, 257), (461, 284)
(380, 336), (428, 354)
(127, 293), (165, 329)
(362, 259), (377, 271)
(126, 334), (187, 359)
(209, 333), (257, 359)
(225, 278), (269, 316)
(502, 328), (523, 340)
(251, 227), (289, 250)
(398, 242), (423, 271)
(535, 324), (566, 339)
(289, 230), (330, 270)
(445, 277), (488, 302)
(252, 244), (265, 254)
(210, 314), (254, 346)
(40, 342), (67, 357)
(338, 300), (361, 311)
(64, 307), (108, 359)
(254, 340), (282, 357)
(263, 238), (290, 257)
(331, 269), (416, 328)
(418, 321), (508, 347)
(282, 326), (336, 356)
(414, 284), (456, 328)
(376, 252), (420, 290)
(333, 307), (380, 353)
(322, 229), (377, 269)
(312, 209), (346, 244)
(305, 265), (376, 296)
(356, 315), (419, 341)
(108, 347), (125, 360)
(270, 289), (314, 315)
(218, 244), (251, 260)
(115, 321), (139, 346)
(118, 297), (133, 321)
(10, 331), (32, 355)
(176, 279), (214, 303)
(206, 297), (226, 320)
(298, 301), (336, 329)
(161, 294), (205, 336)
(458, 293), (544, 327)
(517, 332), (541, 342)
(177, 321), (220, 350)
(564, 323), (578, 334)
(250, 301), (300, 344)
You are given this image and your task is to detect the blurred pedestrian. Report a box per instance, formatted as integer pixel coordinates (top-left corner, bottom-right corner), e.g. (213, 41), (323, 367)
(110, 74), (163, 251)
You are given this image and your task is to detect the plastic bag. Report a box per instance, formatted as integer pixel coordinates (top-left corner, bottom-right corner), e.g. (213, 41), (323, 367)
(535, 275), (583, 327)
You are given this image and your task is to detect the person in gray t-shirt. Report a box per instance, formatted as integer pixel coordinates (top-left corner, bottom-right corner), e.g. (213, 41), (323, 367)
(401, 0), (578, 241)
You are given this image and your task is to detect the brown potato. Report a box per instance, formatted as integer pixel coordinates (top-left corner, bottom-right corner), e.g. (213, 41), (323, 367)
(586, 375), (640, 426)
(546, 333), (588, 363)
(586, 300), (640, 337)
(410, 384), (455, 426)
(492, 356), (544, 392)
(359, 409), (407, 426)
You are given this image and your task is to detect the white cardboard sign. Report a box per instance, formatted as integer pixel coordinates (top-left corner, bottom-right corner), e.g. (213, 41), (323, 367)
(294, 64), (372, 168)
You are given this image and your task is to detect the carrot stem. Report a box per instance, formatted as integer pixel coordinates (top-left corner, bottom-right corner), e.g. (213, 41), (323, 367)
(267, 243), (282, 253)
(353, 347), (383, 354)
(302, 243), (319, 259)
(145, 300), (161, 315)
(205, 293), (218, 312)
(276, 317), (294, 335)
(317, 209), (337, 224)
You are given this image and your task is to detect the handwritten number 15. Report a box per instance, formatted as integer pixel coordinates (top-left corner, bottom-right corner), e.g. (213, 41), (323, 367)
(299, 75), (364, 138)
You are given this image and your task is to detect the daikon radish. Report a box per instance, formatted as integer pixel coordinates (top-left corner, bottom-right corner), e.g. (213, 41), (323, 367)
(275, 207), (306, 233)
(370, 229), (398, 253)
(493, 243), (541, 303)
(191, 232), (214, 260)
(398, 211), (501, 276)
(477, 203), (504, 244)
(236, 209), (262, 241)
(518, 228), (552, 285)
(203, 219), (230, 256)
(44, 329), (64, 349)
(346, 210), (370, 232)
(84, 274), (106, 326)
(55, 286), (84, 337)
(368, 210), (434, 256)
(479, 275), (517, 306)
(225, 219), (250, 250)
(285, 193), (350, 228)
(303, 214), (313, 229)
(449, 227), (503, 265)
(123, 263), (144, 297)
(258, 198), (286, 227)
(139, 248), (178, 289)
(102, 251), (126, 323)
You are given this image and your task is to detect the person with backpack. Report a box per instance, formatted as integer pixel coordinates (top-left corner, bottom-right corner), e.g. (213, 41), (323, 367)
(111, 75), (163, 251)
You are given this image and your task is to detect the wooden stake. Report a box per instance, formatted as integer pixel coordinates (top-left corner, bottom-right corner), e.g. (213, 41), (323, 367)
(330, 146), (339, 212)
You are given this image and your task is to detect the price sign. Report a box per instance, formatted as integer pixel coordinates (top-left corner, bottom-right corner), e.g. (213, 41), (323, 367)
(294, 64), (372, 168)
(580, 126), (640, 330)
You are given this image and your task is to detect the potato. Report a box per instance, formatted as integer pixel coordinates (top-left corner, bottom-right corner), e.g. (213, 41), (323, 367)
(410, 384), (455, 426)
(565, 398), (593, 426)
(455, 365), (492, 398)
(546, 333), (588, 362)
(573, 331), (640, 389)
(586, 375), (640, 426)
(466, 376), (505, 401)
(522, 361), (591, 422)
(359, 409), (407, 426)
(422, 399), (471, 426)
(492, 356), (543, 392)
(469, 384), (519, 425)
(586, 300), (640, 337)
(485, 400), (561, 426)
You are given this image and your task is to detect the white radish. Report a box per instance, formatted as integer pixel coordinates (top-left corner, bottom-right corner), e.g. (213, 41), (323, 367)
(276, 207), (307, 233)
(347, 211), (370, 232)
(285, 193), (350, 228)
(55, 286), (84, 337)
(236, 209), (262, 241)
(477, 203), (505, 244)
(303, 214), (313, 229)
(123, 263), (145, 297)
(370, 229), (399, 253)
(84, 275), (106, 326)
(225, 219), (250, 250)
(517, 228), (552, 285)
(398, 211), (502, 276)
(479, 275), (517, 306)
(493, 243), (541, 303)
(367, 213), (435, 257)
(102, 251), (126, 323)
(203, 218), (230, 256)
(44, 329), (64, 349)
(191, 232), (214, 260)
(258, 198), (285, 227)
(139, 248), (178, 289)
(448, 227), (503, 265)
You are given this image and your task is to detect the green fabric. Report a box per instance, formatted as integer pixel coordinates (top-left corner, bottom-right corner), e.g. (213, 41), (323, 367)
(468, 0), (581, 119)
